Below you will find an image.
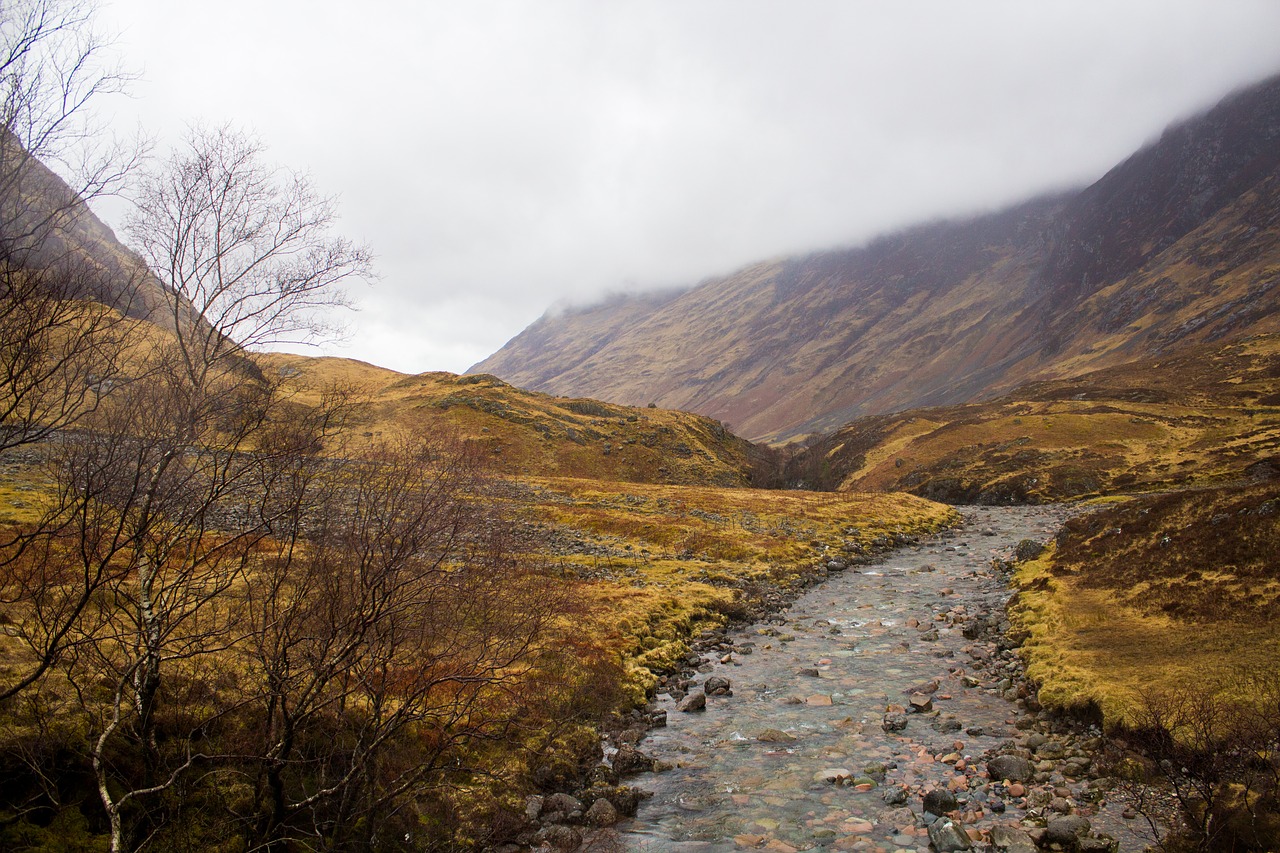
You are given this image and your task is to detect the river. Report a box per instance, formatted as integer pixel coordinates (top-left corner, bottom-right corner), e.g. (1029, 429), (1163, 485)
(601, 505), (1160, 853)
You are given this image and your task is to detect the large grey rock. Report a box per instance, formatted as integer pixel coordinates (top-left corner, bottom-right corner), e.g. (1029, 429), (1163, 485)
(882, 712), (909, 732)
(927, 817), (972, 852)
(989, 824), (1038, 853)
(704, 675), (732, 695)
(583, 797), (620, 827)
(542, 792), (583, 817)
(677, 691), (706, 712)
(987, 755), (1036, 783)
(535, 825), (582, 850)
(1044, 815), (1092, 848)
(612, 744), (654, 775)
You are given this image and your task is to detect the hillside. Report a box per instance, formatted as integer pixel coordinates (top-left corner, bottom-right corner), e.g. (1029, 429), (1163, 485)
(255, 353), (766, 486)
(472, 73), (1280, 443)
(783, 333), (1280, 502)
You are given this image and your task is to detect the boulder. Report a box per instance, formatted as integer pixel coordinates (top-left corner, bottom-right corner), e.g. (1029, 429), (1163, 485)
(987, 755), (1036, 783)
(583, 798), (620, 827)
(677, 691), (706, 712)
(1044, 815), (1092, 848)
(923, 788), (958, 816)
(704, 675), (732, 695)
(882, 712), (909, 732)
(542, 792), (583, 817)
(989, 824), (1038, 853)
(756, 728), (797, 743)
(535, 825), (582, 850)
(927, 817), (972, 852)
(612, 744), (654, 775)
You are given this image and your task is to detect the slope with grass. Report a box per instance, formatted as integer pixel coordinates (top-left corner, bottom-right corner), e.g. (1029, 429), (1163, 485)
(784, 334), (1280, 503)
(1008, 479), (1280, 727)
(256, 352), (768, 487)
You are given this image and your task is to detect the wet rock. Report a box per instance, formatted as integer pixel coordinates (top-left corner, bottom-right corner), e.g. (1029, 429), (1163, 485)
(987, 755), (1036, 783)
(908, 693), (934, 712)
(882, 785), (909, 806)
(882, 712), (909, 732)
(927, 817), (972, 851)
(583, 797), (619, 827)
(923, 788), (959, 815)
(704, 675), (733, 695)
(1079, 837), (1118, 853)
(612, 744), (654, 775)
(534, 824), (582, 850)
(989, 824), (1038, 853)
(1044, 815), (1091, 848)
(677, 692), (706, 712)
(756, 728), (797, 743)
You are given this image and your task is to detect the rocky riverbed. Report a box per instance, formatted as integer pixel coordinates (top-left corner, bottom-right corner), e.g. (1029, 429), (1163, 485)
(565, 505), (1164, 853)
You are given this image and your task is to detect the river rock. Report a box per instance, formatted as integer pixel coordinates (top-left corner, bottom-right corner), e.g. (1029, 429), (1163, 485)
(756, 728), (796, 743)
(989, 824), (1038, 853)
(677, 692), (706, 712)
(535, 824), (582, 850)
(882, 712), (909, 732)
(927, 817), (972, 851)
(883, 785), (909, 806)
(1044, 815), (1091, 848)
(612, 744), (654, 775)
(542, 792), (583, 817)
(987, 755), (1036, 783)
(705, 675), (732, 695)
(583, 797), (619, 827)
(923, 788), (959, 815)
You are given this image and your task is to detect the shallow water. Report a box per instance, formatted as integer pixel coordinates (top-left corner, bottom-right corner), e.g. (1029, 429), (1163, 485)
(604, 505), (1158, 853)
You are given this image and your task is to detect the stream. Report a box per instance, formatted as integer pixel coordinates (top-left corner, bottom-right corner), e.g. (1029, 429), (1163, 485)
(603, 505), (1161, 853)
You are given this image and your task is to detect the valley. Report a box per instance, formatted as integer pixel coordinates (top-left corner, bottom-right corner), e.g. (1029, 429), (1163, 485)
(0, 7), (1277, 849)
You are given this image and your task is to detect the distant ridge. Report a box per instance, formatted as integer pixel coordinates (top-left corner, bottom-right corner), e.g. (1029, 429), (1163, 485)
(471, 72), (1280, 443)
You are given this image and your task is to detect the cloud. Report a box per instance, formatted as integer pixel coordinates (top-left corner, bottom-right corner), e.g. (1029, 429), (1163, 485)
(96, 0), (1280, 374)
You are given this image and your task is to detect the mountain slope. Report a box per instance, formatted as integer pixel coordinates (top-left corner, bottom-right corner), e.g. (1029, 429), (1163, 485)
(782, 333), (1280, 503)
(472, 73), (1280, 443)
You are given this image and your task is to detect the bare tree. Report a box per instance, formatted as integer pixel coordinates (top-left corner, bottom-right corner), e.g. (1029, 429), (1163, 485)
(1, 0), (138, 252)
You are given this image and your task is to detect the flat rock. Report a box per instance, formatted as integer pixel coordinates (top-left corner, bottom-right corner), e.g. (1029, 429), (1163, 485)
(756, 728), (797, 743)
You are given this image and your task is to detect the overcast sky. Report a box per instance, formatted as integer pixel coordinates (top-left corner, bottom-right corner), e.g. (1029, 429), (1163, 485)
(94, 0), (1280, 375)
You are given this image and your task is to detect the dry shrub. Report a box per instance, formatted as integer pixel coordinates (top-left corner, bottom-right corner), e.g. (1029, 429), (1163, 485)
(1118, 665), (1280, 851)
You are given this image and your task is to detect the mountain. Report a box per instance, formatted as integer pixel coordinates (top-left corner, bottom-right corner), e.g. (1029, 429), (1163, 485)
(471, 73), (1280, 443)
(0, 140), (175, 327)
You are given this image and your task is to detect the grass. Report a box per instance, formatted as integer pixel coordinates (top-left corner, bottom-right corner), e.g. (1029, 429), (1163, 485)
(1009, 479), (1280, 727)
(792, 333), (1280, 503)
(508, 477), (959, 700)
(255, 352), (767, 487)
